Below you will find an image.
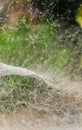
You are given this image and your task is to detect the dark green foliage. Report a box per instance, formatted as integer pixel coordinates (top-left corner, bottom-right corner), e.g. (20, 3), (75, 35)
(0, 75), (52, 113)
(0, 75), (81, 118)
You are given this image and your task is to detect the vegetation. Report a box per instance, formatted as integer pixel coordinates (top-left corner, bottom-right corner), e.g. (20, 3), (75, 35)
(0, 21), (72, 72)
(0, 74), (82, 120)
(0, 75), (51, 113)
(0, 0), (82, 116)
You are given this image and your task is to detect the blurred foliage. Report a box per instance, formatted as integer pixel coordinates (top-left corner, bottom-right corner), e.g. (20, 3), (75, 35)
(0, 0), (82, 76)
(0, 0), (82, 116)
(0, 21), (71, 73)
(0, 74), (81, 117)
(0, 75), (51, 113)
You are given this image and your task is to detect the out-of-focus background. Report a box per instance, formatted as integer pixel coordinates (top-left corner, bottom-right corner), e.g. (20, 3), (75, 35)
(0, 0), (82, 129)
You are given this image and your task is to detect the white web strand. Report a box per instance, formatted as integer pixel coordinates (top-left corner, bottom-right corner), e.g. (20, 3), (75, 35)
(0, 63), (37, 76)
(0, 63), (54, 87)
